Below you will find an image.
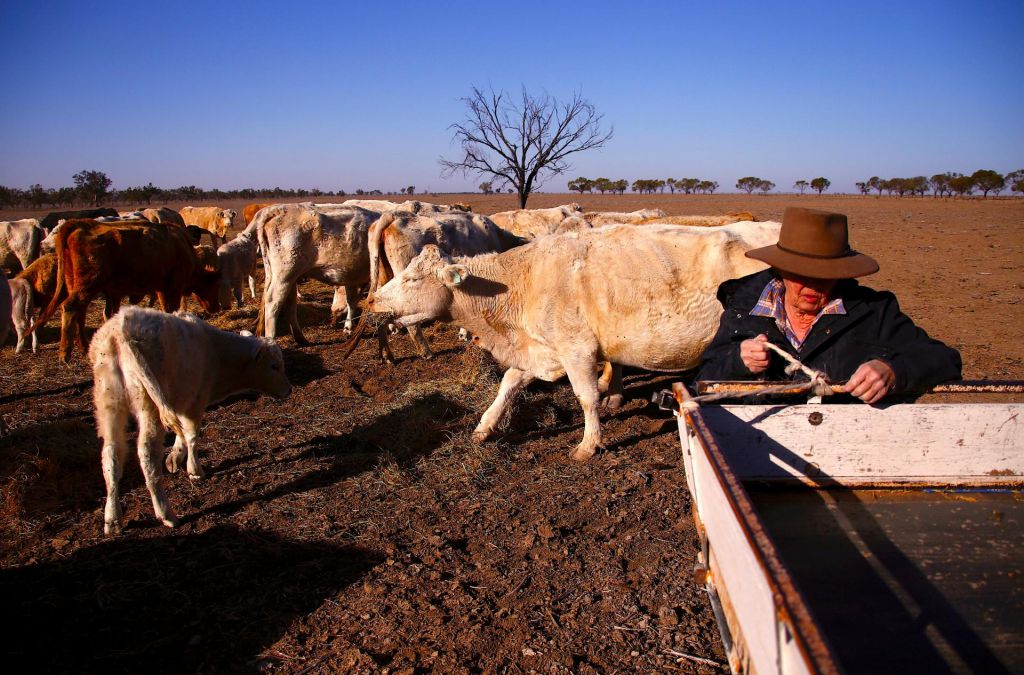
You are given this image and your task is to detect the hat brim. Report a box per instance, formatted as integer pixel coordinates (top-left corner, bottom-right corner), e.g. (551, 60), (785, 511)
(745, 245), (879, 279)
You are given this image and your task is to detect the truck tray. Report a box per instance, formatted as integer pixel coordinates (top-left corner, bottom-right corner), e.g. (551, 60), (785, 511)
(678, 397), (1023, 674)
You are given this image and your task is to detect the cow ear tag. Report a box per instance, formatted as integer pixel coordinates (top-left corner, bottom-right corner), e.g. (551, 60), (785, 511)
(437, 266), (465, 286)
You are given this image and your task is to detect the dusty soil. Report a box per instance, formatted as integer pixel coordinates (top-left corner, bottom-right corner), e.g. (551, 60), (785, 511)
(0, 194), (1021, 674)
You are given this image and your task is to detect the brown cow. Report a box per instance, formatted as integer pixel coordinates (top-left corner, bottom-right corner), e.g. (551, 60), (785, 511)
(180, 206), (237, 246)
(11, 254), (57, 352)
(32, 219), (221, 362)
(12, 254), (155, 352)
(243, 203), (272, 225)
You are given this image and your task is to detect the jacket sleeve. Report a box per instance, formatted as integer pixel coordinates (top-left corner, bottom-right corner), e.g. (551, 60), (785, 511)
(873, 292), (962, 393)
(696, 306), (763, 382)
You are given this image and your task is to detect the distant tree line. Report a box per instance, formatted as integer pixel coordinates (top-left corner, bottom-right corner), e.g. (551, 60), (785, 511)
(0, 169), (379, 210)
(736, 177), (776, 194)
(567, 177), (718, 194)
(793, 177), (832, 195)
(855, 170), (1022, 198)
(4, 167), (1021, 210)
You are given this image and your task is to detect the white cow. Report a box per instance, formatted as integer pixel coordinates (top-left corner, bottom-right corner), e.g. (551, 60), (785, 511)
(643, 213), (757, 227)
(0, 271), (10, 347)
(9, 277), (34, 352)
(371, 221), (782, 460)
(216, 222), (259, 309)
(90, 307), (291, 535)
(365, 209), (526, 360)
(140, 207), (187, 227)
(340, 199), (459, 215)
(581, 208), (667, 227)
(40, 222), (64, 254)
(486, 204), (583, 239)
(0, 218), (43, 271)
(255, 203), (377, 343)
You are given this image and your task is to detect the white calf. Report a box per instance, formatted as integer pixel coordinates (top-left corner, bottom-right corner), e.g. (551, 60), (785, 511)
(90, 307), (292, 534)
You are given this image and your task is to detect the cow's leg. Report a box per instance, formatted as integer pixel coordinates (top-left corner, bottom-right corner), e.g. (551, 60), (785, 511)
(137, 408), (179, 529)
(285, 287), (308, 346)
(59, 296), (87, 363)
(165, 417), (204, 480)
(75, 308), (90, 356)
(375, 323), (395, 364)
(13, 307), (29, 354)
(58, 307), (74, 363)
(233, 281), (244, 309)
(408, 326), (434, 360)
(182, 417), (205, 480)
(262, 277), (290, 340)
(598, 362), (625, 410)
(165, 433), (185, 475)
(97, 373), (130, 536)
(563, 359), (603, 461)
(248, 275), (257, 300)
(103, 294), (124, 320)
(344, 285), (362, 333)
(330, 286), (348, 327)
(473, 367), (535, 442)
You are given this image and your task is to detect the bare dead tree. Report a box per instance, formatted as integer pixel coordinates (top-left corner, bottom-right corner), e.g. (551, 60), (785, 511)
(440, 86), (613, 208)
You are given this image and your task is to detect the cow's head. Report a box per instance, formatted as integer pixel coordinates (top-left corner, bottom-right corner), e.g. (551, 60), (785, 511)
(372, 245), (465, 327)
(244, 338), (292, 399)
(217, 209), (236, 236)
(190, 250), (222, 314)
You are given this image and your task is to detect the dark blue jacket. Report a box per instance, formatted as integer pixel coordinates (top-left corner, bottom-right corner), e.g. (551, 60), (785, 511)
(696, 270), (962, 393)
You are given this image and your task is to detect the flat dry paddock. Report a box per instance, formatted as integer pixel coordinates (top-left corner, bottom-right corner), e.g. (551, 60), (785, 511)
(0, 195), (1021, 673)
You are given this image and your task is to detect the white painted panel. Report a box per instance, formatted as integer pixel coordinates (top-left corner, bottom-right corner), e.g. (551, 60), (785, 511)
(700, 404), (1024, 485)
(688, 430), (790, 674)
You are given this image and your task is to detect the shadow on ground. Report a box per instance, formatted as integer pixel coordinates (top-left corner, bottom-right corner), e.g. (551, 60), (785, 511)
(0, 524), (381, 673)
(199, 392), (472, 521)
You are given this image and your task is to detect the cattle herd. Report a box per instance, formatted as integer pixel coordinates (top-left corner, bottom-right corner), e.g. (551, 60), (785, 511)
(0, 201), (777, 534)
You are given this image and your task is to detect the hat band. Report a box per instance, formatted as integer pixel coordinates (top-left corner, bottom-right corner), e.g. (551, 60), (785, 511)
(776, 242), (856, 260)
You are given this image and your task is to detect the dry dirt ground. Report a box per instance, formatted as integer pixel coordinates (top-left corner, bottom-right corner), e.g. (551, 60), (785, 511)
(0, 195), (1021, 674)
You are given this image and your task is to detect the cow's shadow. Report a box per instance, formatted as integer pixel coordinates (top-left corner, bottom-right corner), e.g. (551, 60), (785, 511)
(282, 347), (331, 386)
(196, 392), (471, 521)
(498, 367), (692, 451)
(0, 524), (380, 673)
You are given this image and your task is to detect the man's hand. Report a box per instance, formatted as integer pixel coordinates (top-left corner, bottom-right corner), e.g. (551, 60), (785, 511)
(844, 359), (895, 404)
(740, 334), (771, 374)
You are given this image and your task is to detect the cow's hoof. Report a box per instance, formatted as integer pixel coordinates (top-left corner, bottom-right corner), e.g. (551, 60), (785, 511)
(420, 351), (434, 361)
(104, 520), (122, 536)
(601, 394), (625, 411)
(571, 445), (599, 462)
(161, 515), (180, 529)
(164, 450), (184, 474)
(188, 470), (206, 482)
(471, 429), (490, 444)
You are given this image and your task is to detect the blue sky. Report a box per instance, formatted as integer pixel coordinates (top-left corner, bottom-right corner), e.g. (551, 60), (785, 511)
(1, 0), (1021, 194)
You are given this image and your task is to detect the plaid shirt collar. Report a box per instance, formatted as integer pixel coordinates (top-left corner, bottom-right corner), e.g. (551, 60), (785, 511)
(750, 277), (846, 349)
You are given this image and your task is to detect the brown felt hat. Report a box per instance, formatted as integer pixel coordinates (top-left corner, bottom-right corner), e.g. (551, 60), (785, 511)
(745, 207), (879, 279)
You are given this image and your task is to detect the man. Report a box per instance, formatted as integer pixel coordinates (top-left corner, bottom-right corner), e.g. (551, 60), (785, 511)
(696, 207), (961, 403)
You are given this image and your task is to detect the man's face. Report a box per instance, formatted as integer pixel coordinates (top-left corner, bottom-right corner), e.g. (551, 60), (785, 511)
(779, 271), (838, 314)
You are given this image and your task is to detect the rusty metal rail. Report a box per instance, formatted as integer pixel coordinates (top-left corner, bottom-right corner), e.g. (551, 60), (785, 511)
(695, 379), (1024, 396)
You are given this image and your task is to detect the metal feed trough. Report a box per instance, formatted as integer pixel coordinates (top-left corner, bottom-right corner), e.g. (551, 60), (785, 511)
(666, 381), (1024, 674)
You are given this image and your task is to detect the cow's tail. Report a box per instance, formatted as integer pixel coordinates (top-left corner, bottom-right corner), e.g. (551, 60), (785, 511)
(31, 219), (79, 333)
(28, 222), (42, 263)
(367, 210), (397, 295)
(252, 206), (275, 335)
(117, 317), (184, 438)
